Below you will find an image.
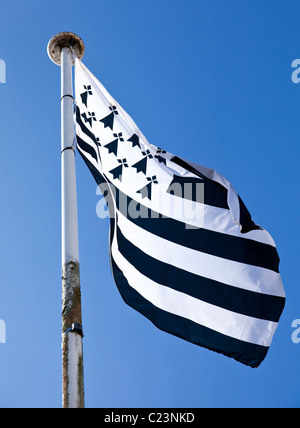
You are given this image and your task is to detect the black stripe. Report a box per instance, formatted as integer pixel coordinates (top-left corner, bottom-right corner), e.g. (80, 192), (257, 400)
(167, 174), (229, 210)
(170, 156), (212, 180)
(171, 155), (263, 234)
(79, 153), (280, 273)
(110, 252), (269, 368)
(238, 195), (262, 233)
(170, 157), (229, 210)
(116, 225), (285, 322)
(76, 135), (98, 162)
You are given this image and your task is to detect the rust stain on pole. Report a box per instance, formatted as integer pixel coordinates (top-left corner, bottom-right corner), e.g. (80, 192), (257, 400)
(62, 261), (84, 408)
(62, 261), (82, 332)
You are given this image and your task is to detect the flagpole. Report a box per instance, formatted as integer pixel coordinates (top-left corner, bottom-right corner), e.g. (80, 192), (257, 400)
(47, 32), (85, 408)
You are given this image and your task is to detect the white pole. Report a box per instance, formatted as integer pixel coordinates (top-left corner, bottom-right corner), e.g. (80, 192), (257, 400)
(61, 45), (84, 409)
(47, 32), (85, 409)
(61, 46), (79, 266)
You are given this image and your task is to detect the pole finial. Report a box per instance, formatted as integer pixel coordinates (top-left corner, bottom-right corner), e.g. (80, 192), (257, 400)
(47, 32), (85, 65)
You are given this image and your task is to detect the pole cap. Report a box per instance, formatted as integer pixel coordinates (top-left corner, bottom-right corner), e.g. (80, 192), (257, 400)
(47, 32), (85, 65)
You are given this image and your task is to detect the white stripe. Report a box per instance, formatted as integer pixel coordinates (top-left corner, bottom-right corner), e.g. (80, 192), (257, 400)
(116, 210), (285, 298)
(111, 230), (278, 347)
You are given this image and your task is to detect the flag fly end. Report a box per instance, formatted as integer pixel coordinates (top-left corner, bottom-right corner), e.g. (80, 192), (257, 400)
(47, 32), (85, 65)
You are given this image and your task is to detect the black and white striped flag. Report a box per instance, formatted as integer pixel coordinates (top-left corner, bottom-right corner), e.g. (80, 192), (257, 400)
(74, 59), (285, 368)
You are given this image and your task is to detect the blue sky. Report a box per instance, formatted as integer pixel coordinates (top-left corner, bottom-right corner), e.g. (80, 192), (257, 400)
(0, 0), (299, 408)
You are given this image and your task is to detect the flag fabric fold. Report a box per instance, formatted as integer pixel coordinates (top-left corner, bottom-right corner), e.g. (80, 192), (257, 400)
(74, 58), (285, 368)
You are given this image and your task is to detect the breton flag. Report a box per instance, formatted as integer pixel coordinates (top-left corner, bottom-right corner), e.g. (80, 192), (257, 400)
(74, 58), (285, 368)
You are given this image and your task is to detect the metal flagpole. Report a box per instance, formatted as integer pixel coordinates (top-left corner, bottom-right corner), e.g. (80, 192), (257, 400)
(47, 32), (85, 408)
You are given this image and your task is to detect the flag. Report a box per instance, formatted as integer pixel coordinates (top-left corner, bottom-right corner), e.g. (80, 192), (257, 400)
(74, 59), (285, 368)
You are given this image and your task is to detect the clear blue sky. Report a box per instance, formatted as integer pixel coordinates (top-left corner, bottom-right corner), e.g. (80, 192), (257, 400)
(0, 0), (299, 408)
